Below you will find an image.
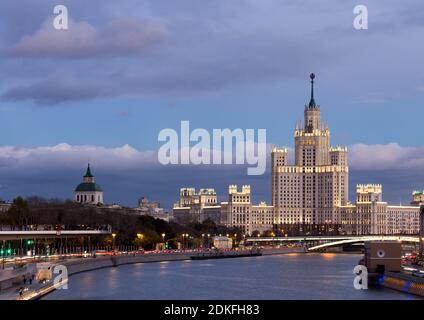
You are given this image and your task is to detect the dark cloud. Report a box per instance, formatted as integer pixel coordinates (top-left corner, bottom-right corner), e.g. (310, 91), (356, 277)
(8, 17), (168, 59)
(1, 142), (424, 208)
(0, 0), (367, 105)
(1, 78), (113, 105)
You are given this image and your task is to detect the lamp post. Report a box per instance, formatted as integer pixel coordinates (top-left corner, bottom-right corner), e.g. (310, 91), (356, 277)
(136, 233), (144, 250)
(112, 233), (116, 253)
(181, 234), (185, 250)
(161, 233), (166, 250)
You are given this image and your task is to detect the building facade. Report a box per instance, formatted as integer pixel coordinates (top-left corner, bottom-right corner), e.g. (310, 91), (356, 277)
(0, 201), (11, 213)
(272, 73), (348, 226)
(338, 184), (420, 235)
(171, 74), (421, 236)
(172, 188), (223, 224)
(172, 185), (274, 235)
(411, 191), (424, 206)
(135, 197), (170, 222)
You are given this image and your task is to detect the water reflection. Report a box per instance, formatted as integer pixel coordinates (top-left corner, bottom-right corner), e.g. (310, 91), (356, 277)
(44, 254), (421, 300)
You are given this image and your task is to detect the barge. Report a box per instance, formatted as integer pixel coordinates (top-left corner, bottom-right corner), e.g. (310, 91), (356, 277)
(190, 249), (262, 260)
(361, 241), (424, 297)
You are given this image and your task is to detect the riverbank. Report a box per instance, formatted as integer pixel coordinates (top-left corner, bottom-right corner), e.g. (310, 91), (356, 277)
(0, 247), (304, 300)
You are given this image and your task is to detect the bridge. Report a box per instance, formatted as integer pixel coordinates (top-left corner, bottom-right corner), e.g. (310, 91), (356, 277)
(245, 235), (420, 251)
(0, 229), (111, 241)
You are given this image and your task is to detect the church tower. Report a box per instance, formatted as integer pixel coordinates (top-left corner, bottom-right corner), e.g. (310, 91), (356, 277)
(74, 164), (104, 205)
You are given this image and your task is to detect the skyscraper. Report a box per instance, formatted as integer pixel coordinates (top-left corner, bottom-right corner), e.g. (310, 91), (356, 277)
(271, 74), (349, 225)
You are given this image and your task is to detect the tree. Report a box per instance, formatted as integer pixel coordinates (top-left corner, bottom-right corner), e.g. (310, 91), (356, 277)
(7, 196), (31, 227)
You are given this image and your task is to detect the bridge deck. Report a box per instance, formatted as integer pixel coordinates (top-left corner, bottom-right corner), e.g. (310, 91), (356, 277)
(0, 230), (111, 240)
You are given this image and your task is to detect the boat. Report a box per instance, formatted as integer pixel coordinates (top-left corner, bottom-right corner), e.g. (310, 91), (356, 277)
(190, 248), (262, 260)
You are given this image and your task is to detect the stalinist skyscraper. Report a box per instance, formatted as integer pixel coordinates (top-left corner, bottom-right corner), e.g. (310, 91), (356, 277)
(271, 73), (349, 226)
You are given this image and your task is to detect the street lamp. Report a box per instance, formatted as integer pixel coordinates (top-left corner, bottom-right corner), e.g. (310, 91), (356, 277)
(136, 233), (144, 250)
(182, 234), (186, 250)
(112, 233), (117, 252)
(161, 233), (166, 250)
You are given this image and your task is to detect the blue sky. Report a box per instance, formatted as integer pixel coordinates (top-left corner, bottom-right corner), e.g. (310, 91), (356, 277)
(1, 0), (424, 208)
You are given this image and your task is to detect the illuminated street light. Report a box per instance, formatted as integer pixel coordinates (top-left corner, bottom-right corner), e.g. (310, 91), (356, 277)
(112, 233), (117, 251)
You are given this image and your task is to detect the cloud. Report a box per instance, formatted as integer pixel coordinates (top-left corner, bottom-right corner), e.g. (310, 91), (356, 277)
(0, 143), (270, 207)
(1, 77), (115, 105)
(8, 17), (168, 59)
(2, 0), (423, 106)
(1, 142), (424, 207)
(349, 143), (424, 170)
(0, 143), (157, 170)
(0, 1), (339, 105)
(2, 142), (424, 175)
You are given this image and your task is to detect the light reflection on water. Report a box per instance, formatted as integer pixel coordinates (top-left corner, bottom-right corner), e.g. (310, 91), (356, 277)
(44, 254), (421, 300)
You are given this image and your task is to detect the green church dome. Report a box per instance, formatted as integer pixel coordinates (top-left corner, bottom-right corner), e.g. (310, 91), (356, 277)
(75, 182), (103, 192)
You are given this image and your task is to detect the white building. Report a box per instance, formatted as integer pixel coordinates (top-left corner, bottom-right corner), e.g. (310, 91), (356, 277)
(74, 164), (104, 205)
(135, 197), (170, 222)
(0, 201), (11, 213)
(171, 74), (421, 236)
(173, 185), (274, 235)
(272, 74), (348, 226)
(173, 188), (222, 224)
(338, 184), (420, 235)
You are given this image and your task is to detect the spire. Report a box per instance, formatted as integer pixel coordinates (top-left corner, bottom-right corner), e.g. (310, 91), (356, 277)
(84, 163), (93, 177)
(308, 73), (316, 108)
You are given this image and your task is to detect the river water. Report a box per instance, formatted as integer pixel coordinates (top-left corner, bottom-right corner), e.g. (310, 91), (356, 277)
(44, 253), (420, 300)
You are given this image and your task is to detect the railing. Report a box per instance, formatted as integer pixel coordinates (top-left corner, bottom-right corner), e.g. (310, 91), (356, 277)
(0, 224), (111, 232)
(246, 234), (420, 242)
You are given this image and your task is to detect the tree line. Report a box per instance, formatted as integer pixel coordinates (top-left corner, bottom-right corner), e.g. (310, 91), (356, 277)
(0, 196), (242, 249)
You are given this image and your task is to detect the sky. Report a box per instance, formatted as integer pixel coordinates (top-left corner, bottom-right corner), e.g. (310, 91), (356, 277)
(0, 0), (424, 209)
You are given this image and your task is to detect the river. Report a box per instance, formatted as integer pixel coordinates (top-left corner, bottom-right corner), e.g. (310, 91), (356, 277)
(43, 253), (420, 300)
